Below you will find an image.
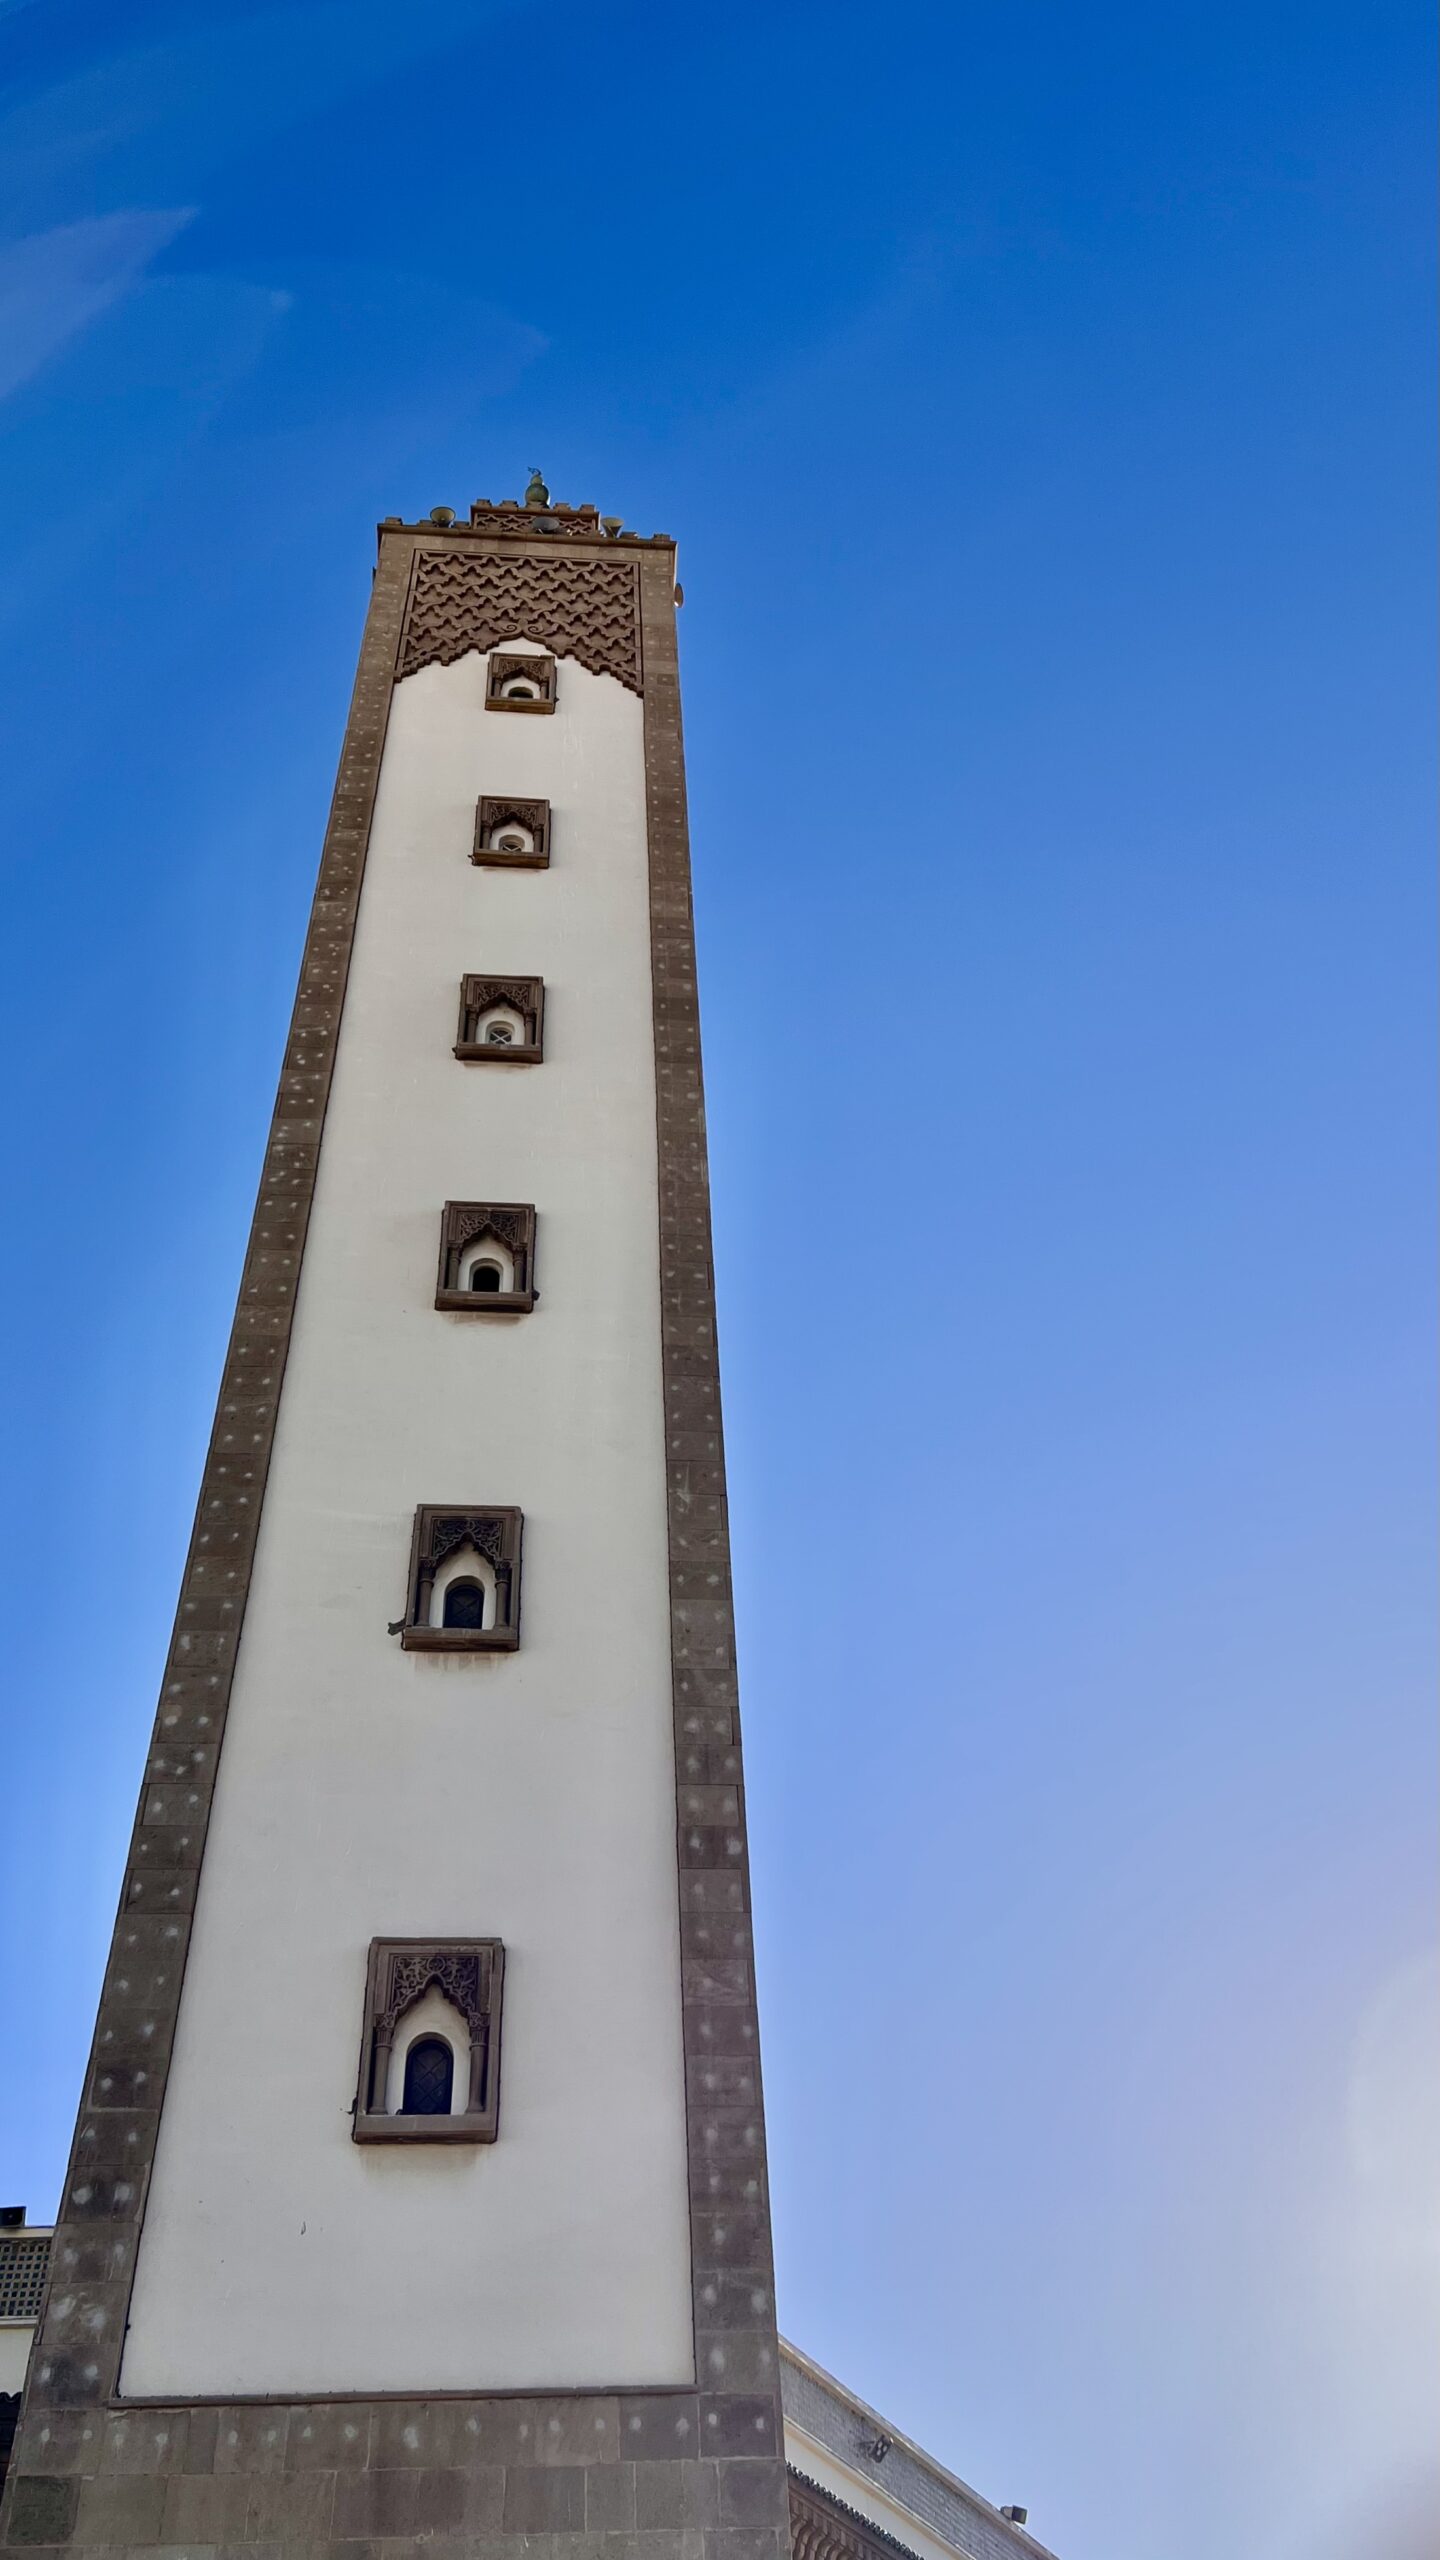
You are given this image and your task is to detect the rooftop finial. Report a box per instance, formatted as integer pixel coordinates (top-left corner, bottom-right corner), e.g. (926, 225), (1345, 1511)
(523, 467), (549, 509)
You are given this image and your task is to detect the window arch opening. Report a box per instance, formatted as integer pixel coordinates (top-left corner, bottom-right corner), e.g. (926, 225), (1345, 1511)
(457, 1231), (517, 1294)
(476, 1002), (525, 1047)
(402, 2035), (454, 2115)
(429, 1541), (498, 1633)
(380, 1978), (475, 2118)
(442, 1578), (487, 1629)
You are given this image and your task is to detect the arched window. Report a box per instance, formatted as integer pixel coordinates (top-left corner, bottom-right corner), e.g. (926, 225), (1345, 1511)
(473, 798), (550, 869)
(457, 978), (543, 1063)
(401, 2035), (453, 2115)
(442, 1579), (487, 1630)
(354, 1937), (505, 2145)
(485, 654), (556, 715)
(437, 1206), (532, 1313)
(404, 1505), (520, 1652)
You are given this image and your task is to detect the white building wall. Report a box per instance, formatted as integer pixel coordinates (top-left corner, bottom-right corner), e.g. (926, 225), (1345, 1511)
(0, 2327), (32, 2396)
(119, 644), (694, 2398)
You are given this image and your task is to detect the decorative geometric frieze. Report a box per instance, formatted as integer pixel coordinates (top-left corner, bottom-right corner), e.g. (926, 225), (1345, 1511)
(468, 499), (607, 539)
(455, 973), (545, 1062)
(789, 2476), (926, 2560)
(473, 795), (550, 867)
(399, 1504), (523, 1653)
(353, 1938), (504, 2145)
(485, 652), (557, 714)
(435, 1202), (536, 1314)
(397, 546), (643, 693)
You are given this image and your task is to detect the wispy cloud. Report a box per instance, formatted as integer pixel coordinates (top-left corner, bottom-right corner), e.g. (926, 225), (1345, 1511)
(0, 2), (501, 232)
(0, 207), (193, 401)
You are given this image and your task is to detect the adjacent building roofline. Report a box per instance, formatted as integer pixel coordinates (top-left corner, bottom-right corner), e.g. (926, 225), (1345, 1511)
(780, 2337), (1058, 2560)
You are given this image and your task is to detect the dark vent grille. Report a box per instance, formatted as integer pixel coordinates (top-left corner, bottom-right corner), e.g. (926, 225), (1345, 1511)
(0, 2234), (49, 2321)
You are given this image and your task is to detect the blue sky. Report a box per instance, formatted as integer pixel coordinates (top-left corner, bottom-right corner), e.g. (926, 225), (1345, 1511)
(0, 5), (1433, 2555)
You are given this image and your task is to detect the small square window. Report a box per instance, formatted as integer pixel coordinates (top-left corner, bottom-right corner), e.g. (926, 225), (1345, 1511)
(455, 975), (544, 1063)
(473, 796), (551, 869)
(436, 1203), (536, 1313)
(400, 1505), (523, 1653)
(485, 652), (556, 714)
(353, 1939), (504, 2144)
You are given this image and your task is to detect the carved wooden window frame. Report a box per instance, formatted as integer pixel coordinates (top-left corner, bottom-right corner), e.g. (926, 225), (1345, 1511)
(401, 1504), (523, 1652)
(455, 974), (544, 1063)
(353, 1938), (504, 2144)
(485, 651), (556, 714)
(472, 795), (550, 869)
(436, 1202), (536, 1314)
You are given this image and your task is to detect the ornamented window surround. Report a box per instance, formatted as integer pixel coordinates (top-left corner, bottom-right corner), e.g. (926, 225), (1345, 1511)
(473, 795), (551, 869)
(485, 651), (557, 714)
(401, 1505), (523, 1653)
(353, 1938), (505, 2144)
(436, 1202), (536, 1314)
(455, 974), (545, 1063)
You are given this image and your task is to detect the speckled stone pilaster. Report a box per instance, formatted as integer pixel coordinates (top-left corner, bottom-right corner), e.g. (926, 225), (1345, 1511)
(638, 550), (789, 2560)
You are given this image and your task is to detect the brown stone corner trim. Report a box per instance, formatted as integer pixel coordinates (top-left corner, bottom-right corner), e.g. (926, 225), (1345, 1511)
(638, 545), (788, 2483)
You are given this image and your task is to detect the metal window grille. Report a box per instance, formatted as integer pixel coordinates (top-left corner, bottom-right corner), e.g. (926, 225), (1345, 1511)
(0, 2235), (50, 2321)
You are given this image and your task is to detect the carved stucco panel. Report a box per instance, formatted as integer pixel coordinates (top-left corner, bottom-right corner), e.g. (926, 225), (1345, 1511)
(397, 548), (643, 692)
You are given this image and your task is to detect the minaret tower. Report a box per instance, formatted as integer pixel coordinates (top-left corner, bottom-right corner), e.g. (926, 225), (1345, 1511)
(3, 482), (786, 2560)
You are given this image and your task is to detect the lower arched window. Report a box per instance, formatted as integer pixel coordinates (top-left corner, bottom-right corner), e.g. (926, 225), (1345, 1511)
(354, 1938), (505, 2144)
(470, 1261), (502, 1293)
(442, 1579), (487, 1630)
(402, 2035), (453, 2115)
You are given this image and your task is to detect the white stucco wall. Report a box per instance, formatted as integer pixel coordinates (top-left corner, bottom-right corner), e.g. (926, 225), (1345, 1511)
(119, 642), (693, 2397)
